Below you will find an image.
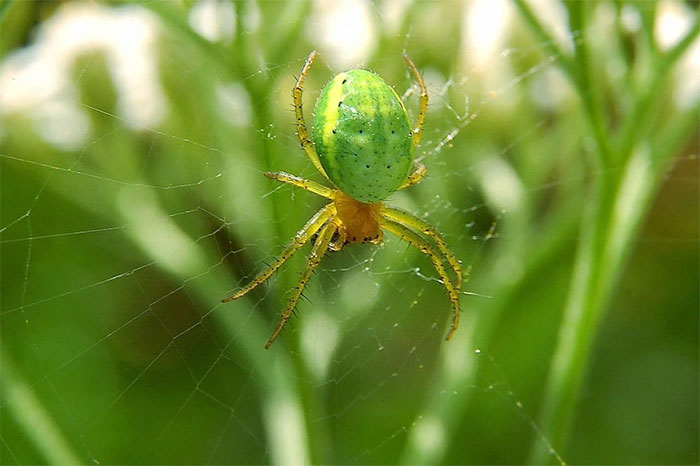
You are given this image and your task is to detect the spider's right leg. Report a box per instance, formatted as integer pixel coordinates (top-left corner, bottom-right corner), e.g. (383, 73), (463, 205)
(221, 203), (335, 303)
(399, 162), (427, 190)
(293, 50), (328, 179)
(265, 171), (335, 199)
(265, 219), (337, 348)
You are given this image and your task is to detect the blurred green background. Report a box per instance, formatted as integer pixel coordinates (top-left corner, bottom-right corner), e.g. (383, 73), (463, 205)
(1, 0), (698, 464)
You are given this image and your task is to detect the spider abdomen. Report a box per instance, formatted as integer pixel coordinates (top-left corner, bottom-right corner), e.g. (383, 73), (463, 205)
(312, 69), (413, 203)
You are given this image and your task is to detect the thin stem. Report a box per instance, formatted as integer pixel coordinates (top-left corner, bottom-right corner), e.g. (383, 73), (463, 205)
(512, 0), (576, 79)
(514, 0), (613, 164)
(639, 2), (659, 59)
(564, 1), (614, 164)
(528, 170), (616, 464)
(615, 14), (700, 163)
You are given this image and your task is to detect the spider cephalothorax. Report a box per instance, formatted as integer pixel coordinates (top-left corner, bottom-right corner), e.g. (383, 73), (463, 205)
(223, 51), (462, 349)
(333, 192), (382, 245)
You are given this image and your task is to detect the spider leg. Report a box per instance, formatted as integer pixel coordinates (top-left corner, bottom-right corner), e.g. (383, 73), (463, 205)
(381, 219), (460, 341)
(399, 162), (427, 190)
(381, 206), (462, 291)
(403, 54), (428, 147)
(293, 50), (328, 179)
(221, 203), (335, 303)
(265, 220), (338, 348)
(265, 171), (335, 199)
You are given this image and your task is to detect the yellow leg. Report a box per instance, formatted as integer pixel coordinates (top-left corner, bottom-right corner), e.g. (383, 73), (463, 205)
(221, 203), (335, 303)
(403, 54), (428, 147)
(382, 219), (460, 341)
(293, 50), (328, 179)
(399, 162), (427, 190)
(265, 171), (336, 199)
(381, 206), (462, 291)
(265, 220), (337, 348)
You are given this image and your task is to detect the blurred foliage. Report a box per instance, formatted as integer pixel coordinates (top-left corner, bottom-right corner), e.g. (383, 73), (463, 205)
(1, 1), (698, 465)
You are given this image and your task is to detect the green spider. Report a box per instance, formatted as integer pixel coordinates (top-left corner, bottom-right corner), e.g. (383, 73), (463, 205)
(223, 51), (462, 349)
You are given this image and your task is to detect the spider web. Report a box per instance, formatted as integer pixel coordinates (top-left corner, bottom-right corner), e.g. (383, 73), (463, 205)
(1, 1), (698, 465)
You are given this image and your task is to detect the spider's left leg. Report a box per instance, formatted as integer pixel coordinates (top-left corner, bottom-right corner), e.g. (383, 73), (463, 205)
(381, 206), (462, 291)
(381, 219), (461, 341)
(403, 54), (428, 147)
(222, 203), (335, 303)
(293, 50), (328, 179)
(265, 171), (335, 199)
(265, 219), (337, 349)
(399, 162), (427, 190)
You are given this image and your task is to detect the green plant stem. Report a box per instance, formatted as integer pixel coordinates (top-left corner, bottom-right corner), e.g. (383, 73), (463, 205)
(528, 109), (698, 465)
(512, 0), (576, 80)
(1, 349), (83, 465)
(513, 0), (612, 164)
(615, 14), (700, 163)
(639, 2), (659, 58)
(528, 16), (700, 462)
(511, 4), (699, 463)
(564, 1), (613, 164)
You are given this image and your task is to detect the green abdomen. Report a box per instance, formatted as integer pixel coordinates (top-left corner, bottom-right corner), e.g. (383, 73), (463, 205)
(312, 69), (413, 203)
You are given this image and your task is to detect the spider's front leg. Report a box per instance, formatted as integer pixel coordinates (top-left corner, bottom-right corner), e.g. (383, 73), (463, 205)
(403, 54), (428, 148)
(293, 50), (328, 179)
(265, 171), (335, 199)
(265, 220), (338, 348)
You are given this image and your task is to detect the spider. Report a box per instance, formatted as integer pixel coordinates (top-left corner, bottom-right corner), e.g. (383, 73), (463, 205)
(223, 51), (462, 349)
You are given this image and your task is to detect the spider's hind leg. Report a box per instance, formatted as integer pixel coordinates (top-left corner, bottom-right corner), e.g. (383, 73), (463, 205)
(381, 218), (461, 341)
(381, 206), (462, 290)
(293, 50), (328, 179)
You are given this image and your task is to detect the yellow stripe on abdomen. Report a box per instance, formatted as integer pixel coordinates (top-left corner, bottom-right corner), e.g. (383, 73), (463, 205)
(322, 72), (347, 150)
